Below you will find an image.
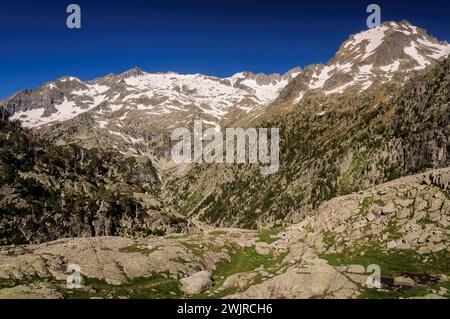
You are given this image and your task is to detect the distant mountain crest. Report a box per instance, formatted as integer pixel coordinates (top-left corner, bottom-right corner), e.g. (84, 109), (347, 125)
(5, 66), (300, 130)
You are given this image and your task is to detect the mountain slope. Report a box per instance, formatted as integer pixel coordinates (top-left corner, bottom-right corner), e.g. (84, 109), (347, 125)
(168, 55), (450, 228)
(0, 113), (185, 245)
(3, 67), (300, 164)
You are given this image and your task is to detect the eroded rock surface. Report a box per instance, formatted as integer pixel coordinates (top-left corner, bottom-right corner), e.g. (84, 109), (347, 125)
(0, 168), (449, 299)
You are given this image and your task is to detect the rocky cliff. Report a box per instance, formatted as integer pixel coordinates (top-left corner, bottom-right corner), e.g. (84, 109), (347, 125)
(0, 114), (185, 245)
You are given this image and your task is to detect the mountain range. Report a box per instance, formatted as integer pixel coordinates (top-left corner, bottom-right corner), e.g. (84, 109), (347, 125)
(0, 20), (450, 299)
(4, 21), (449, 157)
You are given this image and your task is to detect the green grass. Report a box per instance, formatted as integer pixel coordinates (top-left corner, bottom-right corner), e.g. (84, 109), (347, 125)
(214, 246), (285, 279)
(178, 241), (206, 259)
(359, 197), (385, 214)
(359, 286), (430, 299)
(322, 231), (336, 250)
(417, 218), (437, 225)
(0, 277), (43, 290)
(58, 273), (183, 299)
(321, 240), (450, 277)
(321, 239), (450, 299)
(2, 272), (185, 300)
(194, 245), (287, 299)
(385, 219), (403, 240)
(258, 227), (285, 244)
(359, 279), (450, 299)
(0, 278), (14, 290)
(118, 244), (158, 255)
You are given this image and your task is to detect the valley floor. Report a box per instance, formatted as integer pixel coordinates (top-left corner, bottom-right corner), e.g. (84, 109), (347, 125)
(1, 168), (449, 299)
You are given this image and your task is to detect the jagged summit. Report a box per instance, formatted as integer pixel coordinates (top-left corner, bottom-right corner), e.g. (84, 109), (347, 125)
(276, 21), (450, 103)
(336, 21), (450, 68)
(120, 67), (147, 78)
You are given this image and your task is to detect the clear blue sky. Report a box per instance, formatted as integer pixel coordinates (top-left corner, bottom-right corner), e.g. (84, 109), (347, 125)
(1, 0), (449, 99)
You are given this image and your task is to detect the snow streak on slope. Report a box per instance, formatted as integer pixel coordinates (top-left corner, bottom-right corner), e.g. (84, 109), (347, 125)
(344, 25), (390, 60)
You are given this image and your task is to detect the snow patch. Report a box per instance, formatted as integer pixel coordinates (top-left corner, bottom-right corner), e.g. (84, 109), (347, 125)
(109, 130), (144, 144)
(324, 81), (355, 95)
(359, 64), (373, 75)
(416, 38), (450, 59)
(404, 42), (431, 70)
(345, 25), (389, 60)
(294, 91), (305, 103)
(380, 60), (401, 73)
(97, 120), (108, 129)
(239, 78), (289, 102)
(10, 108), (46, 128)
(309, 65), (335, 89)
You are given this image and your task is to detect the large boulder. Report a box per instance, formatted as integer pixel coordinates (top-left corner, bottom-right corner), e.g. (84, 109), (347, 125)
(180, 271), (213, 295)
(394, 276), (416, 287)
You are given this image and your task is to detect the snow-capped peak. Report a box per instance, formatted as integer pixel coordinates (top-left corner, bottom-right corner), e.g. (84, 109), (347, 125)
(291, 21), (450, 102)
(340, 21), (450, 66)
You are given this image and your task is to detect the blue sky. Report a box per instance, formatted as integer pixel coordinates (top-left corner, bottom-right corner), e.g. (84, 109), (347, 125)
(1, 0), (449, 99)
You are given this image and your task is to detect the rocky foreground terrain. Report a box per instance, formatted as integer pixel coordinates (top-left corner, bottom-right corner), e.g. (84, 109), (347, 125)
(1, 168), (449, 299)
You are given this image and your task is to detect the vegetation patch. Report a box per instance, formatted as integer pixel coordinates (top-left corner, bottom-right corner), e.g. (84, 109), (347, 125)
(58, 273), (183, 299)
(198, 245), (287, 298)
(322, 240), (450, 277)
(258, 227), (285, 244)
(119, 245), (158, 255)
